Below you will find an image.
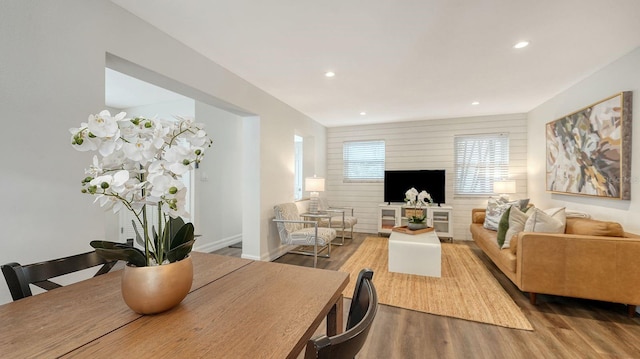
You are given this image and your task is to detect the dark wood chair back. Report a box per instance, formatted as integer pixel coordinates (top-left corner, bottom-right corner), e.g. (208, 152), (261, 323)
(2, 251), (117, 301)
(305, 268), (378, 359)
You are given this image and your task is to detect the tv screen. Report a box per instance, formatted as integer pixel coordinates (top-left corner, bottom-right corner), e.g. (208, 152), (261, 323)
(384, 170), (446, 205)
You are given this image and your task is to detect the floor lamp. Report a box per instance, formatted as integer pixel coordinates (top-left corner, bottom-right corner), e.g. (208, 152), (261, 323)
(305, 176), (325, 213)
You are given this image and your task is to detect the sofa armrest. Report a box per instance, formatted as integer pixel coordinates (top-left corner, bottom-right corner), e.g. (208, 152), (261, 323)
(515, 232), (640, 305)
(471, 208), (486, 224)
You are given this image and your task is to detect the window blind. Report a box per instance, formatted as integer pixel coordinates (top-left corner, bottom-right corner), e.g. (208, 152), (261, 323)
(454, 133), (509, 195)
(343, 140), (385, 182)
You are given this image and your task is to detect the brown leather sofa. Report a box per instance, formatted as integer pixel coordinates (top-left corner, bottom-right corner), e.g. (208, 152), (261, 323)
(470, 208), (640, 317)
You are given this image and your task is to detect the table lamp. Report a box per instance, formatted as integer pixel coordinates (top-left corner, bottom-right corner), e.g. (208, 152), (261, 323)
(493, 180), (516, 200)
(305, 176), (325, 213)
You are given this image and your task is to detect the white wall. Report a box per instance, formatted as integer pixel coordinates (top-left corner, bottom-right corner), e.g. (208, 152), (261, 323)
(193, 102), (243, 252)
(0, 1), (326, 304)
(527, 46), (640, 234)
(327, 114), (528, 239)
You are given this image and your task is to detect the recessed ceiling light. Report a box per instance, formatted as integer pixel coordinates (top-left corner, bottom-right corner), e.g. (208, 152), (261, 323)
(471, 101), (480, 105)
(360, 112), (366, 116)
(513, 41), (529, 49)
(325, 71), (335, 77)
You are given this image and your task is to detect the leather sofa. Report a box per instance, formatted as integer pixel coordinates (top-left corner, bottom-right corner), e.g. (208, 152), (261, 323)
(470, 208), (640, 317)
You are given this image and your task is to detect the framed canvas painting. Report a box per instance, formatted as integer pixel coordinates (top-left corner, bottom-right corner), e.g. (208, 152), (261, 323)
(546, 91), (632, 199)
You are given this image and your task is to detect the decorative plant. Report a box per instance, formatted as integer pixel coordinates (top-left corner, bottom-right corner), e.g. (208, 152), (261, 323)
(404, 187), (433, 223)
(70, 110), (212, 267)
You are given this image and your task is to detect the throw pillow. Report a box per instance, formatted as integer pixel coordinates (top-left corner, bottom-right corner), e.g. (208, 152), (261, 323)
(517, 198), (530, 210)
(496, 206), (512, 248)
(483, 197), (518, 231)
(502, 206), (530, 249)
(523, 207), (566, 233)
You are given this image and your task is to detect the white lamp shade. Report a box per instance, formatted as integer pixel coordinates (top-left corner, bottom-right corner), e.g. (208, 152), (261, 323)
(305, 177), (325, 192)
(493, 180), (516, 194)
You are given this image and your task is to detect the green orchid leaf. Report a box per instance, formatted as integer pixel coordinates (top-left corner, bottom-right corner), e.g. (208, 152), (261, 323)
(131, 220), (145, 248)
(166, 239), (195, 263)
(167, 217), (186, 243)
(170, 222), (195, 250)
(90, 240), (147, 267)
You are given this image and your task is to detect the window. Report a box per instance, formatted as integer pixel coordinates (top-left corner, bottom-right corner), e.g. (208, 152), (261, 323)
(343, 140), (385, 182)
(454, 133), (509, 195)
(294, 135), (303, 200)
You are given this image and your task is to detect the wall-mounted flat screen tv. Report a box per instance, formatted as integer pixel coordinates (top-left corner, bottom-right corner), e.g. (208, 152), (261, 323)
(383, 170), (446, 205)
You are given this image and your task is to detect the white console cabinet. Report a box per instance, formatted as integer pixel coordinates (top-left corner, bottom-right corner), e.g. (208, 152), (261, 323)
(378, 204), (453, 240)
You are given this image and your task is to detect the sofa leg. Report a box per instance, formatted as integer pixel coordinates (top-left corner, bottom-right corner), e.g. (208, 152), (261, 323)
(529, 292), (537, 305)
(628, 305), (636, 318)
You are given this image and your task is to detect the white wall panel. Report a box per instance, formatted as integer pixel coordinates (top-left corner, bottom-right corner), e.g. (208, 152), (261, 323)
(326, 114), (528, 240)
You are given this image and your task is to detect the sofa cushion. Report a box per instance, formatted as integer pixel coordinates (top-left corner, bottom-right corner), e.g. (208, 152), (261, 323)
(502, 206), (530, 249)
(483, 197), (529, 231)
(524, 207), (566, 233)
(509, 235), (518, 255)
(496, 207), (512, 248)
(565, 217), (625, 237)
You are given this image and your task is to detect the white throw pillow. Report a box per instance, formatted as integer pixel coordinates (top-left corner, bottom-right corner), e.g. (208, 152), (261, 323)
(523, 207), (566, 233)
(502, 206), (529, 249)
(483, 197), (519, 231)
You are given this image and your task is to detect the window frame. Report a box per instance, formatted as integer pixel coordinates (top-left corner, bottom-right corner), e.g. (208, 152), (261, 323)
(343, 140), (385, 183)
(453, 133), (510, 196)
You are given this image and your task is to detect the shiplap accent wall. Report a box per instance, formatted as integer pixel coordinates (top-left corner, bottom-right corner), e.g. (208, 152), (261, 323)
(326, 113), (528, 240)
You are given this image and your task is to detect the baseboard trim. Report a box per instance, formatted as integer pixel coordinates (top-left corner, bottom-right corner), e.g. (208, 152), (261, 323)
(194, 234), (242, 254)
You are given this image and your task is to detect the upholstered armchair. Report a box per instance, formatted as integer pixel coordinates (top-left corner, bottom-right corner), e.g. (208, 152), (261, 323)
(317, 198), (358, 245)
(273, 202), (337, 268)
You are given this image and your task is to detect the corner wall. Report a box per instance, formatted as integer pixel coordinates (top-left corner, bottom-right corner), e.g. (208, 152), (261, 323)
(527, 47), (640, 233)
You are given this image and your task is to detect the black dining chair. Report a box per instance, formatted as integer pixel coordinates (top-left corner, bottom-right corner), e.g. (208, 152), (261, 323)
(304, 268), (378, 359)
(1, 251), (118, 301)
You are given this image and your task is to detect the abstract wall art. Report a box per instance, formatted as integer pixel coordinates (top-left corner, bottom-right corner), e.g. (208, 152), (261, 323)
(546, 91), (633, 199)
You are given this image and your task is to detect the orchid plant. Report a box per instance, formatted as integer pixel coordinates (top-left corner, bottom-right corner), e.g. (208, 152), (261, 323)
(404, 187), (433, 223)
(70, 110), (212, 267)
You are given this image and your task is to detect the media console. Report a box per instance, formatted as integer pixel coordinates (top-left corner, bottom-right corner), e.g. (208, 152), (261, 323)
(377, 203), (453, 240)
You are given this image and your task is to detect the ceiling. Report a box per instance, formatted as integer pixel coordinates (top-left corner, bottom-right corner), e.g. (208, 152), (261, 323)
(109, 0), (640, 127)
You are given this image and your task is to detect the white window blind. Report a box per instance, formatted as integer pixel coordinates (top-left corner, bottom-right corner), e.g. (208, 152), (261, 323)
(454, 133), (509, 195)
(343, 140), (385, 182)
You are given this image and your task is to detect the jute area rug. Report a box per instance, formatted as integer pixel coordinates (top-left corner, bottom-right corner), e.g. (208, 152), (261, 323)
(339, 237), (533, 331)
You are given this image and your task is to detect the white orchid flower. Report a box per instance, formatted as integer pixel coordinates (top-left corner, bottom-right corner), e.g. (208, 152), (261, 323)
(405, 187), (419, 204)
(418, 190), (433, 205)
(72, 112), (212, 255)
(70, 125), (99, 152)
(164, 145), (193, 175)
(123, 138), (157, 165)
(90, 170), (129, 195)
(87, 110), (122, 138)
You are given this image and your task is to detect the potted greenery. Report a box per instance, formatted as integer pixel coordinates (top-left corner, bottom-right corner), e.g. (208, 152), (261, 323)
(404, 187), (433, 230)
(69, 110), (212, 313)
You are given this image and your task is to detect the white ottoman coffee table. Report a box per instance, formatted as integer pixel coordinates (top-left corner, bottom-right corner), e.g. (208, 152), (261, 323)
(388, 229), (441, 277)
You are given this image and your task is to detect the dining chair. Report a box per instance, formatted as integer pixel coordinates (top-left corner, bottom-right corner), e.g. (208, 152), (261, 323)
(317, 197), (358, 245)
(273, 202), (337, 268)
(304, 268), (378, 359)
(1, 251), (119, 301)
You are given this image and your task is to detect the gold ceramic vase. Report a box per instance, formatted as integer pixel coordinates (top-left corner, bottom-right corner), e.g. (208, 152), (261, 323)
(121, 255), (193, 314)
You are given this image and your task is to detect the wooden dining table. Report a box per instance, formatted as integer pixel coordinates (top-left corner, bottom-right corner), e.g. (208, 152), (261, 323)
(0, 252), (349, 358)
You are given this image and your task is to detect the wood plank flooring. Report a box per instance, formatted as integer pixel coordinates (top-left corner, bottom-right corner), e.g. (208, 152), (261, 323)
(214, 234), (640, 358)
